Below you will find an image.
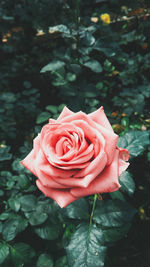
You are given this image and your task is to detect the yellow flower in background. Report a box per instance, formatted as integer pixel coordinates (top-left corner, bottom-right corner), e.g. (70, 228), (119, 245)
(100, 13), (111, 24)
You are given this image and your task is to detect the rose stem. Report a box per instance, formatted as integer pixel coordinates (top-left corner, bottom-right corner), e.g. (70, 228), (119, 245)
(90, 194), (98, 226)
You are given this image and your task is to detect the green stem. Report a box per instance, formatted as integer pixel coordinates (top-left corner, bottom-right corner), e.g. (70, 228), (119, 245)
(90, 194), (98, 226)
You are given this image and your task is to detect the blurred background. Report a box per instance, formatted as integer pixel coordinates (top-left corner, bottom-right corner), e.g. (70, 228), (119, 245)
(0, 0), (150, 266)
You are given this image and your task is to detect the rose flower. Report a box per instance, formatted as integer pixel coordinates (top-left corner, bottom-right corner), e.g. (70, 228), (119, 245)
(21, 106), (130, 208)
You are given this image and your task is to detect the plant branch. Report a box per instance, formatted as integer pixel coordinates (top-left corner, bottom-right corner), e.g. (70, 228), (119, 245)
(90, 194), (98, 226)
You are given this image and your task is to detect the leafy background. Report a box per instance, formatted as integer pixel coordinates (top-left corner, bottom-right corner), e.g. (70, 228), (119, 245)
(0, 0), (150, 266)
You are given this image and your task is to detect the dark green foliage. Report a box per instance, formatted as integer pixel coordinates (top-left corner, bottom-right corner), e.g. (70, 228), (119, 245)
(36, 253), (53, 267)
(118, 131), (150, 157)
(62, 198), (89, 220)
(93, 200), (136, 227)
(0, 243), (9, 265)
(119, 171), (135, 196)
(66, 223), (107, 267)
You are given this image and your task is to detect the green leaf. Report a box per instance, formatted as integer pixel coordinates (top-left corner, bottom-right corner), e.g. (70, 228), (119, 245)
(29, 211), (48, 226)
(0, 145), (12, 161)
(11, 243), (35, 265)
(119, 171), (135, 196)
(103, 223), (131, 243)
(69, 64), (81, 74)
(34, 223), (60, 240)
(2, 216), (28, 241)
(81, 32), (95, 47)
(118, 130), (150, 157)
(66, 72), (76, 82)
(8, 198), (20, 212)
(63, 198), (89, 220)
(41, 60), (65, 73)
(45, 105), (58, 114)
(58, 104), (66, 112)
(36, 112), (51, 124)
(55, 256), (68, 267)
(66, 223), (107, 267)
(36, 253), (53, 267)
(12, 159), (26, 173)
(0, 243), (9, 264)
(17, 174), (30, 190)
(121, 117), (129, 127)
(0, 212), (10, 221)
(109, 191), (126, 201)
(93, 200), (136, 228)
(19, 195), (37, 212)
(96, 82), (103, 90)
(83, 60), (102, 73)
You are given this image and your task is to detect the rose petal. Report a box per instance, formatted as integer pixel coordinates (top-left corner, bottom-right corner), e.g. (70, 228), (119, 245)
(41, 123), (85, 164)
(93, 120), (118, 165)
(35, 171), (69, 189)
(69, 143), (94, 164)
(71, 149), (120, 198)
(36, 179), (78, 208)
(118, 159), (130, 176)
(88, 106), (114, 132)
(57, 106), (74, 121)
(34, 148), (77, 178)
(59, 112), (118, 165)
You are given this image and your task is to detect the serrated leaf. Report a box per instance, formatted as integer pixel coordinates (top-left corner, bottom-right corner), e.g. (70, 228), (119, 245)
(34, 223), (60, 240)
(41, 60), (65, 73)
(0, 243), (9, 264)
(17, 174), (30, 189)
(19, 195), (37, 212)
(118, 130), (150, 157)
(66, 223), (107, 267)
(2, 216), (28, 241)
(103, 223), (131, 243)
(93, 200), (136, 228)
(83, 60), (102, 73)
(119, 171), (135, 196)
(8, 198), (20, 212)
(11, 243), (35, 265)
(109, 191), (126, 201)
(63, 198), (89, 219)
(29, 211), (48, 226)
(36, 112), (51, 124)
(36, 253), (53, 267)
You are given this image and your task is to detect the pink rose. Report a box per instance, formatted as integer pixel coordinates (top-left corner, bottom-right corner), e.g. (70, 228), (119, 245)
(21, 106), (130, 208)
